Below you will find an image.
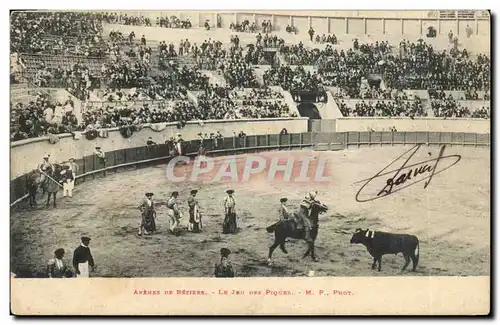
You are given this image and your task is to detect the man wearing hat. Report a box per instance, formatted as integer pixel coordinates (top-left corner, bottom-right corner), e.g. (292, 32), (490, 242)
(175, 133), (184, 156)
(146, 137), (156, 146)
(166, 191), (181, 234)
(66, 158), (79, 175)
(65, 158), (79, 197)
(296, 191), (318, 243)
(72, 236), (95, 278)
(187, 189), (202, 232)
(38, 154), (53, 175)
(222, 189), (237, 234)
(94, 146), (106, 162)
(47, 248), (72, 278)
(60, 165), (75, 198)
(214, 248), (235, 278)
(278, 197), (290, 222)
(138, 192), (157, 236)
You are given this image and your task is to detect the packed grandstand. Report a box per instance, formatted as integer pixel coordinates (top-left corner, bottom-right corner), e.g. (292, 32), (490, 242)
(10, 10), (490, 141)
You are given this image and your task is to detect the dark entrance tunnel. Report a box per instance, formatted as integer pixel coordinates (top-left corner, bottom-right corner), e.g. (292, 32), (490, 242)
(297, 103), (321, 119)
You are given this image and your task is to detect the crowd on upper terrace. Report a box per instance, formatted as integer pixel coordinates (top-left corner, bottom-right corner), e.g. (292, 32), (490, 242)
(11, 11), (105, 57)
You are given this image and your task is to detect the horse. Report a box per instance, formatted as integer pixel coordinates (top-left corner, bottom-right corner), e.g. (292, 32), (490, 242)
(266, 201), (328, 265)
(26, 164), (63, 208)
(43, 165), (63, 208)
(26, 170), (45, 207)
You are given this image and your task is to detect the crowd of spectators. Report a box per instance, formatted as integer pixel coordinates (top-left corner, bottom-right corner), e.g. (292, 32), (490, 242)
(338, 98), (426, 117)
(157, 15), (192, 29)
(255, 33), (285, 49)
(383, 41), (490, 91)
(264, 66), (324, 93)
(220, 55), (260, 88)
(10, 93), (79, 140)
(230, 20), (258, 33)
(234, 87), (284, 100)
(33, 63), (96, 101)
(431, 99), (472, 118)
(471, 107), (490, 119)
(11, 11), (104, 56)
(318, 42), (391, 98)
(465, 89), (490, 100)
(314, 34), (338, 45)
(280, 43), (334, 66)
(101, 60), (150, 89)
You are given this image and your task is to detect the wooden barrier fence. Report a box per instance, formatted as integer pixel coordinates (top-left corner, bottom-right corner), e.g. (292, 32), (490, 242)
(10, 131), (490, 206)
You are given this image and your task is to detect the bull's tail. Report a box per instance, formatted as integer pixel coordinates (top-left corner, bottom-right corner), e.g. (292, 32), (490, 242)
(414, 239), (420, 268)
(266, 222), (280, 233)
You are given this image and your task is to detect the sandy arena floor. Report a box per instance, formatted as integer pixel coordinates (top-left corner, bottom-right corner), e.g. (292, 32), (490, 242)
(11, 145), (490, 277)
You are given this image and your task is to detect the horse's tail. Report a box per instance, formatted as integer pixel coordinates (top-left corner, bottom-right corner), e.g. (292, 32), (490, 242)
(266, 221), (280, 233)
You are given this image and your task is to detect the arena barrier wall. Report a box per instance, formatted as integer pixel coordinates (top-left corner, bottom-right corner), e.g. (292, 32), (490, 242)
(10, 130), (490, 206)
(334, 118), (491, 134)
(10, 118), (308, 179)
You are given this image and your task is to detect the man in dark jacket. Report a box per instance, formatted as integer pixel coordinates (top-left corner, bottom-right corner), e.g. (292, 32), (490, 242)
(72, 236), (95, 277)
(214, 248), (234, 277)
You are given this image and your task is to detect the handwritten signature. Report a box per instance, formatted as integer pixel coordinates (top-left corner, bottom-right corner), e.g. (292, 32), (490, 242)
(355, 144), (461, 203)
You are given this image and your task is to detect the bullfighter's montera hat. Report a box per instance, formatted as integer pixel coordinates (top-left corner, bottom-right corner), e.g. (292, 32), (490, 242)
(226, 189), (234, 194)
(145, 192), (154, 197)
(190, 189), (198, 195)
(280, 198), (288, 203)
(54, 248), (65, 256)
(220, 248), (231, 258)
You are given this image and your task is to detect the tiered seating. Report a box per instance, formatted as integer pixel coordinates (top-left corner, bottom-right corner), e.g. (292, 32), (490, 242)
(20, 54), (106, 78)
(10, 11), (491, 140)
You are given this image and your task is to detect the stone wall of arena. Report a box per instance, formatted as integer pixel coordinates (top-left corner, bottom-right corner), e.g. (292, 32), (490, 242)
(10, 118), (308, 179)
(102, 10), (490, 53)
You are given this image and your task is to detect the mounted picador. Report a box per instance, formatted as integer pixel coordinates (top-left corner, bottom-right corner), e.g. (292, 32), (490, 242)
(350, 228), (420, 272)
(266, 191), (328, 265)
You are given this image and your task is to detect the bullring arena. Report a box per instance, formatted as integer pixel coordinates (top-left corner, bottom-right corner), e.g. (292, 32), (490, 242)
(10, 10), (490, 278)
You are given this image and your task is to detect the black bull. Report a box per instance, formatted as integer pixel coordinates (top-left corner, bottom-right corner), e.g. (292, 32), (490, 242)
(266, 202), (328, 263)
(350, 228), (420, 272)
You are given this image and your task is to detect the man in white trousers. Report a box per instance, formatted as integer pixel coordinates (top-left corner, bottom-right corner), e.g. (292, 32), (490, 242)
(72, 236), (95, 278)
(64, 158), (79, 197)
